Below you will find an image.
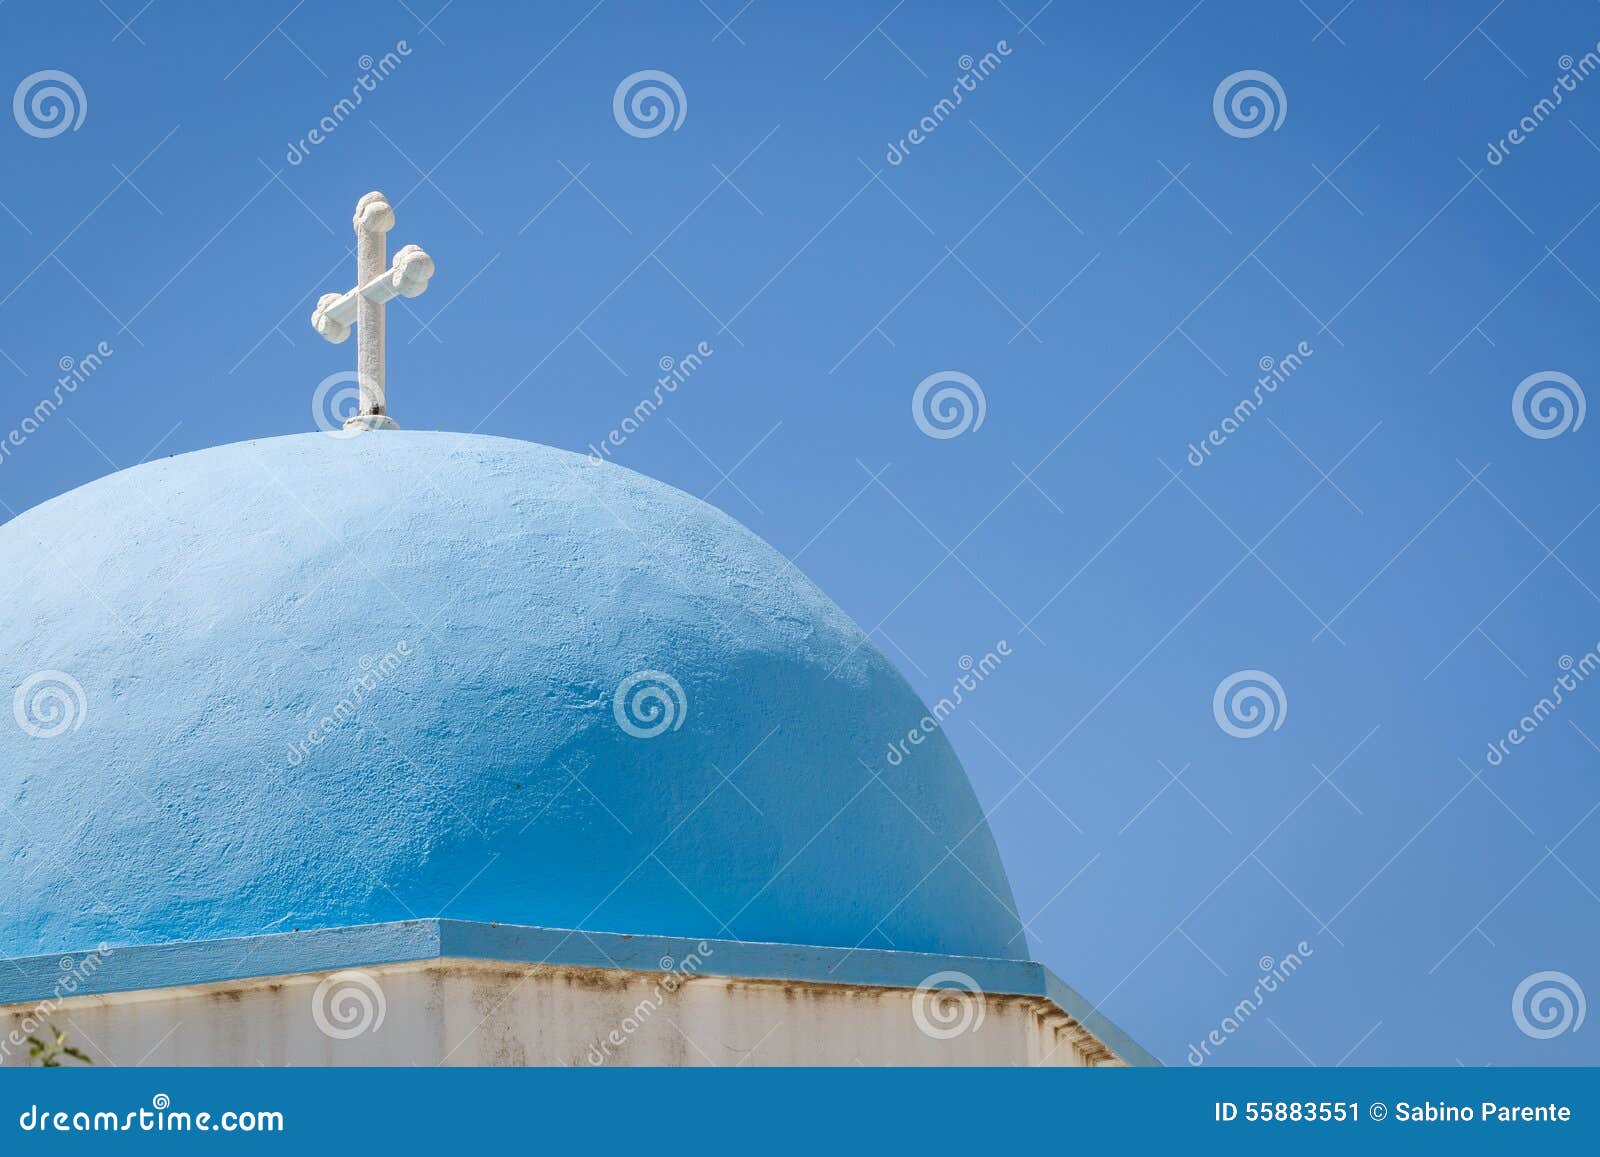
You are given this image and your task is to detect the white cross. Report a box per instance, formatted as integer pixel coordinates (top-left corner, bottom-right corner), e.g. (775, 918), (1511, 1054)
(311, 190), (435, 431)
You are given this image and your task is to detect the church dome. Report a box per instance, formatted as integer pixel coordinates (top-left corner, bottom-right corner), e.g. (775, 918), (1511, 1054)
(1, 432), (1024, 962)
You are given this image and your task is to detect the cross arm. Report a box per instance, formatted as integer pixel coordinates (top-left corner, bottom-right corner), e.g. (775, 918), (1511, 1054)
(310, 244), (436, 344)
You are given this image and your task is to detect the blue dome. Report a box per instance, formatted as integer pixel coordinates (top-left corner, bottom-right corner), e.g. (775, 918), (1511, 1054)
(1, 432), (1023, 962)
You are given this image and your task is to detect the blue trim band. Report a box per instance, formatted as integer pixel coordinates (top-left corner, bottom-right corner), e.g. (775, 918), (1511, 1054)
(0, 920), (1158, 1066)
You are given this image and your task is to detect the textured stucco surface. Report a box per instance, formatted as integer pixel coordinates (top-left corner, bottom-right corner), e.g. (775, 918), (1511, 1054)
(0, 432), (1023, 961)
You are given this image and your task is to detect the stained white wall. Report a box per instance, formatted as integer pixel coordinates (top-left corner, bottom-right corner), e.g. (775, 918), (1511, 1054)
(1, 959), (1120, 1067)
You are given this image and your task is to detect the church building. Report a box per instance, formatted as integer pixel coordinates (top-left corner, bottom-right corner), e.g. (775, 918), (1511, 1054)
(0, 193), (1152, 1067)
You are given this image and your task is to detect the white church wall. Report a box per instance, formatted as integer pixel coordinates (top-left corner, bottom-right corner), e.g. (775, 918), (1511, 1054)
(1, 959), (1117, 1067)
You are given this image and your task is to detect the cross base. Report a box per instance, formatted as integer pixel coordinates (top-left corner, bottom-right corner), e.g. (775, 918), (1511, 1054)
(345, 413), (401, 432)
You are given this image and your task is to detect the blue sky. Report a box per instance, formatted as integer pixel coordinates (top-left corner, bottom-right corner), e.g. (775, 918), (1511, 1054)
(3, 0), (1599, 1065)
